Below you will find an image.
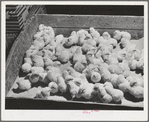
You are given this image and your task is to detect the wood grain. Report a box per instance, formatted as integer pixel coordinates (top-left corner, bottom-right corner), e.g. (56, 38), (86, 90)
(37, 14), (144, 30)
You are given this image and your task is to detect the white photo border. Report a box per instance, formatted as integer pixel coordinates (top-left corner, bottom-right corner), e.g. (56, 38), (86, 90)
(1, 1), (148, 121)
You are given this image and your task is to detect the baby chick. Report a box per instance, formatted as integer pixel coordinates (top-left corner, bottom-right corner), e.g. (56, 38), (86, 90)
(31, 55), (44, 67)
(102, 32), (111, 40)
(21, 63), (32, 73)
(30, 66), (45, 74)
(94, 83), (112, 103)
(47, 67), (61, 83)
(113, 30), (122, 42)
(73, 59), (87, 73)
(73, 47), (86, 64)
(24, 57), (33, 66)
(55, 34), (64, 45)
(104, 85), (124, 102)
(29, 73), (40, 84)
(89, 27), (100, 44)
(57, 76), (68, 93)
(90, 71), (101, 83)
(17, 78), (31, 91)
(48, 82), (59, 94)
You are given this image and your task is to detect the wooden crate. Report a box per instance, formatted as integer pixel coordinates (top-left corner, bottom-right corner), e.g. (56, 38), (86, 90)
(6, 14), (144, 109)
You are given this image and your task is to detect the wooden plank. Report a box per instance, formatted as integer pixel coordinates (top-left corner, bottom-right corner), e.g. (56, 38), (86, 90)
(37, 14), (144, 30)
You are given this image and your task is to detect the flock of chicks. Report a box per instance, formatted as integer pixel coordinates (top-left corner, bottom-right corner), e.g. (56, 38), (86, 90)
(16, 24), (144, 104)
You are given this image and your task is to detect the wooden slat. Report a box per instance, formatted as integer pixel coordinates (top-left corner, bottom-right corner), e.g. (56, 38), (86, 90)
(37, 14), (144, 30)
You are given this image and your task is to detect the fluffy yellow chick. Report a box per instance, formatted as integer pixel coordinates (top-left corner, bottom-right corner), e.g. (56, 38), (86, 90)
(25, 48), (39, 58)
(118, 61), (130, 72)
(38, 24), (45, 31)
(105, 55), (119, 65)
(43, 26), (55, 39)
(74, 59), (87, 73)
(105, 85), (124, 102)
(42, 49), (55, 58)
(77, 29), (91, 46)
(86, 51), (103, 66)
(89, 27), (100, 38)
(137, 59), (144, 70)
(43, 56), (54, 67)
(82, 43), (94, 53)
(66, 79), (80, 99)
(57, 50), (70, 63)
(44, 39), (56, 49)
(94, 83), (112, 103)
(36, 50), (44, 57)
(113, 30), (122, 41)
(109, 74), (119, 88)
(55, 34), (64, 45)
(128, 86), (144, 99)
(73, 47), (86, 63)
(95, 49), (102, 59)
(24, 57), (33, 65)
(30, 66), (44, 74)
(42, 33), (53, 45)
(117, 50), (127, 62)
(121, 31), (131, 40)
(91, 71), (101, 83)
(63, 38), (75, 48)
(128, 59), (138, 70)
(62, 70), (70, 80)
(31, 55), (44, 67)
(33, 31), (43, 39)
(69, 46), (80, 55)
(40, 87), (51, 98)
(100, 69), (112, 82)
(32, 39), (45, 49)
(21, 63), (32, 73)
(102, 32), (111, 40)
(123, 70), (131, 78)
(104, 82), (113, 88)
(17, 78), (31, 91)
(53, 61), (61, 67)
(109, 38), (118, 48)
(48, 82), (59, 94)
(57, 76), (68, 93)
(126, 76), (144, 87)
(117, 75), (128, 86)
(85, 39), (97, 47)
(108, 64), (123, 75)
(118, 81), (130, 93)
(120, 38), (131, 49)
(69, 31), (78, 44)
(66, 67), (83, 78)
(125, 43), (136, 53)
(82, 64), (97, 79)
(38, 72), (50, 84)
(36, 87), (51, 99)
(80, 83), (94, 99)
(132, 49), (141, 61)
(46, 66), (61, 83)
(29, 73), (40, 84)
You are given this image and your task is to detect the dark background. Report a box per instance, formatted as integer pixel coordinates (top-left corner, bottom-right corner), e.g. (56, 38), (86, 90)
(45, 5), (144, 16)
